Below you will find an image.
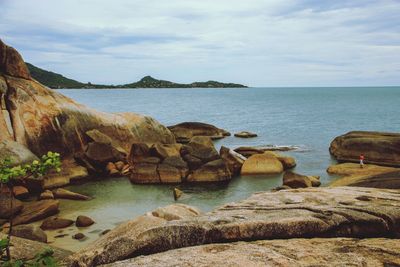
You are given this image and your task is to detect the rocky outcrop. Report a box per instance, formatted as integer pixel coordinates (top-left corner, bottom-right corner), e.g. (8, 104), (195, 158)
(168, 122), (230, 143)
(234, 131), (257, 138)
(11, 225), (47, 243)
(69, 186), (400, 266)
(12, 200), (59, 226)
(330, 131), (400, 167)
(328, 163), (400, 188)
(283, 171), (321, 188)
(241, 153), (284, 175)
(0, 39), (175, 161)
(187, 159), (231, 182)
(107, 238), (400, 267)
(0, 140), (39, 165)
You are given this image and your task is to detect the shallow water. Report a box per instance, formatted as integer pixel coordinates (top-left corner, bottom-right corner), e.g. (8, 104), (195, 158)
(46, 87), (400, 251)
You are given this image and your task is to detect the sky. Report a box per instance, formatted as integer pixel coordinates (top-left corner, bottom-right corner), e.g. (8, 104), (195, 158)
(0, 0), (399, 87)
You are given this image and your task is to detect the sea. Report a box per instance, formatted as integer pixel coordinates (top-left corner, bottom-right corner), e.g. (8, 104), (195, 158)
(45, 86), (400, 250)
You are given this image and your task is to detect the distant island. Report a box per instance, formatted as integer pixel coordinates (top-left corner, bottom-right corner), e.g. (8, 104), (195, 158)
(26, 63), (247, 89)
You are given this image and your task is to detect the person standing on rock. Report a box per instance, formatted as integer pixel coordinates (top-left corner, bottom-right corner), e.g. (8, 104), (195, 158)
(359, 154), (365, 168)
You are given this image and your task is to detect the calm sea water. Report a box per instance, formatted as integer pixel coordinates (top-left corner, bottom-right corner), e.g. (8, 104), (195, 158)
(46, 87), (400, 250)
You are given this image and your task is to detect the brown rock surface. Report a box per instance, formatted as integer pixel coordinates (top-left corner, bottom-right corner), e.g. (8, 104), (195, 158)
(150, 143), (182, 159)
(168, 122), (230, 143)
(39, 190), (54, 200)
(52, 188), (92, 200)
(130, 163), (160, 184)
(0, 193), (23, 219)
(69, 187), (400, 266)
(219, 146), (245, 176)
(13, 200), (59, 225)
(40, 217), (74, 230)
(0, 39), (31, 79)
(283, 171), (320, 188)
(328, 163), (400, 188)
(76, 215), (95, 227)
(330, 131), (400, 167)
(11, 224), (47, 243)
(106, 238), (400, 267)
(241, 153), (284, 175)
(187, 159), (231, 182)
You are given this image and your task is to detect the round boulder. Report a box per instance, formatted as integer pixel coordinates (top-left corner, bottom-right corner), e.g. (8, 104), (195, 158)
(241, 153), (284, 175)
(76, 215), (95, 227)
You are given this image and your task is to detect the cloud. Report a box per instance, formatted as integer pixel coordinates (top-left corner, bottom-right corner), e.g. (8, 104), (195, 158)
(0, 0), (399, 86)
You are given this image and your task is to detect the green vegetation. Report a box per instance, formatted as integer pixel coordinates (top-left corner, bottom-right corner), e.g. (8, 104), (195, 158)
(0, 152), (61, 265)
(26, 63), (247, 89)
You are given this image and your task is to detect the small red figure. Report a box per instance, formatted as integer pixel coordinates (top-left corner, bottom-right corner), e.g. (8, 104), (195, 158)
(359, 154), (365, 168)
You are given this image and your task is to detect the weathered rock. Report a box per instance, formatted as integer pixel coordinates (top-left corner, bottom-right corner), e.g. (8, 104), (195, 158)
(11, 225), (47, 243)
(69, 187), (400, 266)
(0, 192), (23, 219)
(52, 188), (92, 201)
(73, 233), (87, 240)
(76, 215), (95, 227)
(330, 131), (400, 167)
(241, 153), (284, 175)
(150, 143), (182, 159)
(85, 142), (126, 167)
(0, 39), (31, 79)
(328, 163), (400, 188)
(182, 154), (203, 170)
(128, 143), (150, 164)
(283, 171), (318, 188)
(187, 136), (220, 163)
(220, 146), (245, 176)
(157, 164), (182, 183)
(276, 154), (296, 169)
(163, 156), (189, 179)
(13, 200), (59, 225)
(233, 146), (264, 158)
(85, 129), (127, 155)
(308, 175), (321, 187)
(130, 163), (160, 184)
(0, 40), (175, 160)
(12, 186), (29, 199)
(187, 159), (231, 182)
(106, 238), (400, 267)
(40, 217), (74, 230)
(134, 157), (161, 164)
(168, 122), (230, 143)
(173, 188), (183, 200)
(234, 131), (257, 138)
(68, 204), (200, 266)
(0, 140), (39, 165)
(0, 233), (71, 263)
(40, 190), (54, 200)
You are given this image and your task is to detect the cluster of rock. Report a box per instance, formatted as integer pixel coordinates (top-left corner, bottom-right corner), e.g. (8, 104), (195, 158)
(68, 186), (400, 266)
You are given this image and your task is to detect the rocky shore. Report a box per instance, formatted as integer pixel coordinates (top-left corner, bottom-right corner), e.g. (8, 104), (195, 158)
(1, 39), (400, 266)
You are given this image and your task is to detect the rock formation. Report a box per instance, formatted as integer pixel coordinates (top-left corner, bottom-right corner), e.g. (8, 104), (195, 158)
(168, 122), (230, 143)
(330, 131), (400, 167)
(69, 186), (400, 266)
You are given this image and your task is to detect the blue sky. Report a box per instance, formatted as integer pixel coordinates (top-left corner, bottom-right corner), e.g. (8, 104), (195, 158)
(0, 0), (399, 86)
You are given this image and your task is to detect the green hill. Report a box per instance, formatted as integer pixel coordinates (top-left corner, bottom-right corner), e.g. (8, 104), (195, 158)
(26, 63), (247, 89)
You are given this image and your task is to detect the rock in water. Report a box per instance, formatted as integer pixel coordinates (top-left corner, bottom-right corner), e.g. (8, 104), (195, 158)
(168, 122), (230, 143)
(330, 131), (400, 167)
(73, 233), (87, 240)
(0, 39), (175, 159)
(234, 131), (257, 138)
(12, 200), (59, 225)
(40, 217), (74, 230)
(76, 215), (95, 227)
(173, 188), (183, 200)
(52, 188), (92, 201)
(68, 187), (400, 266)
(219, 146), (245, 176)
(283, 171), (320, 188)
(241, 153), (284, 175)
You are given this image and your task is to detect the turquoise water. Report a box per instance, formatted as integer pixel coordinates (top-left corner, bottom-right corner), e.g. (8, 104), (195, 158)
(49, 87), (400, 251)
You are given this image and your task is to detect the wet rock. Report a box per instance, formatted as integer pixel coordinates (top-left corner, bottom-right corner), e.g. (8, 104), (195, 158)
(241, 153), (284, 175)
(130, 163), (160, 184)
(76, 215), (95, 227)
(52, 188), (92, 201)
(234, 131), (257, 138)
(182, 154), (203, 170)
(73, 233), (87, 240)
(40, 217), (74, 230)
(11, 225), (47, 243)
(330, 131), (400, 167)
(163, 156), (189, 179)
(157, 164), (182, 183)
(68, 187), (400, 266)
(173, 188), (183, 200)
(283, 171), (316, 188)
(107, 238), (400, 267)
(40, 190), (54, 200)
(150, 143), (182, 160)
(12, 200), (59, 226)
(168, 122), (230, 143)
(0, 191), (24, 219)
(187, 136), (220, 163)
(219, 146), (245, 176)
(187, 159), (231, 182)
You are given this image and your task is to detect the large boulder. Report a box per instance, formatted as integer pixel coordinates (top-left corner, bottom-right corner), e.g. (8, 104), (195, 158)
(283, 171), (320, 188)
(150, 143), (182, 160)
(76, 215), (95, 227)
(168, 122), (230, 143)
(40, 217), (74, 230)
(0, 40), (175, 159)
(187, 159), (231, 182)
(328, 163), (400, 188)
(69, 187), (400, 266)
(11, 225), (47, 243)
(107, 238), (400, 267)
(241, 153), (284, 175)
(186, 136), (220, 163)
(330, 131), (400, 167)
(12, 200), (59, 226)
(130, 163), (160, 184)
(219, 146), (245, 176)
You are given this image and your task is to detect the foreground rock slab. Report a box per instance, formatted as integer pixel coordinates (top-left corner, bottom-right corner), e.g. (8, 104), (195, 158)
(328, 163), (400, 189)
(105, 238), (400, 267)
(70, 187), (400, 266)
(330, 131), (400, 167)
